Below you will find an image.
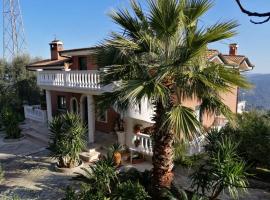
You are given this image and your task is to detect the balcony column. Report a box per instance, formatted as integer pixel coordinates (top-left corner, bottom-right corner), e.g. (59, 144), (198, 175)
(45, 90), (53, 123)
(87, 95), (95, 143)
(125, 117), (134, 147)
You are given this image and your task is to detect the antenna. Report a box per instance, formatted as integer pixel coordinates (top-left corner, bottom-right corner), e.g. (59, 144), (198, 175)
(2, 0), (27, 60)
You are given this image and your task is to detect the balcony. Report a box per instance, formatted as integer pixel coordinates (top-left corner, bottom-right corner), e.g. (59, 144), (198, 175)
(37, 70), (110, 94)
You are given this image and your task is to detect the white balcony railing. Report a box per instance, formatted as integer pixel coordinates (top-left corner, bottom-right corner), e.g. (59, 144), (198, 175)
(37, 70), (101, 90)
(133, 133), (153, 155)
(24, 105), (47, 123)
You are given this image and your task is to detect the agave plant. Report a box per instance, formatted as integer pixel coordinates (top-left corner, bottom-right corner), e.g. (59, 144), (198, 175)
(49, 113), (87, 168)
(95, 0), (251, 197)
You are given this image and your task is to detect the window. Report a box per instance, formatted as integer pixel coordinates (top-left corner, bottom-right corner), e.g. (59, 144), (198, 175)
(78, 56), (87, 70)
(97, 109), (108, 123)
(57, 96), (66, 110)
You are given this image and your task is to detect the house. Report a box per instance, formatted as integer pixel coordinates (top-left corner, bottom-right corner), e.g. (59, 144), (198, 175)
(25, 40), (254, 154)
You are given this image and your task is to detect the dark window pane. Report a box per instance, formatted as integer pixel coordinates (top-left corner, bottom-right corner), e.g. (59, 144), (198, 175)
(79, 57), (87, 70)
(57, 96), (66, 110)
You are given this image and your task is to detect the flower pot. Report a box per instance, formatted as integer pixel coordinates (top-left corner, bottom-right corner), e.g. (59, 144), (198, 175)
(3, 134), (25, 143)
(113, 151), (122, 167)
(55, 160), (84, 174)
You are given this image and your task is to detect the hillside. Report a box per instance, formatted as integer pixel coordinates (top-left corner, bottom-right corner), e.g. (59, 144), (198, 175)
(239, 74), (270, 110)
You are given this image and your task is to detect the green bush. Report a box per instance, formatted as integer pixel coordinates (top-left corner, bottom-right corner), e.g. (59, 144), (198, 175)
(223, 111), (270, 168)
(49, 113), (86, 168)
(191, 136), (248, 200)
(112, 180), (150, 200)
(0, 107), (21, 139)
(77, 158), (118, 195)
(0, 165), (4, 182)
(174, 142), (204, 168)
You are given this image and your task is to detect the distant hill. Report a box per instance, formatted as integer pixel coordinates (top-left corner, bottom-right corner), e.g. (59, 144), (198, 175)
(239, 74), (270, 110)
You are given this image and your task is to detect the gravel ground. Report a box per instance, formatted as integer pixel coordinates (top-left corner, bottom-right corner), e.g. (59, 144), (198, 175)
(0, 134), (81, 200)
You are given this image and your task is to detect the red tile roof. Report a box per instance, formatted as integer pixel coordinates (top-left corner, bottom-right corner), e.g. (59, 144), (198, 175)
(26, 57), (71, 69)
(206, 50), (254, 71)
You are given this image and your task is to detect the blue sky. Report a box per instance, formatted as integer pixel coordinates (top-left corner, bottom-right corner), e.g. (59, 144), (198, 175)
(0, 0), (270, 73)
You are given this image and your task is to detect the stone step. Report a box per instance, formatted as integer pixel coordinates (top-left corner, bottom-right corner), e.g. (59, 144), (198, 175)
(80, 151), (101, 163)
(84, 143), (102, 153)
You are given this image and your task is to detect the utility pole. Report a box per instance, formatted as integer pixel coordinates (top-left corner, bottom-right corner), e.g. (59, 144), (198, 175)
(2, 0), (27, 61)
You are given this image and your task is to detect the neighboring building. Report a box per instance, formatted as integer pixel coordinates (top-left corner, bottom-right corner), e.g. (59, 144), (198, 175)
(237, 101), (247, 114)
(25, 40), (254, 154)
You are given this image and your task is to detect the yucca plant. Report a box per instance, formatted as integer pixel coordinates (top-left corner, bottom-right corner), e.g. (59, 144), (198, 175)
(191, 136), (248, 200)
(49, 113), (87, 168)
(95, 0), (251, 197)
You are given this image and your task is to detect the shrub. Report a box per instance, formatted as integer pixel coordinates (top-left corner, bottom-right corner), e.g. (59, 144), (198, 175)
(63, 186), (77, 200)
(77, 158), (118, 195)
(49, 113), (86, 168)
(191, 136), (248, 200)
(0, 165), (4, 182)
(0, 107), (21, 139)
(112, 180), (150, 200)
(174, 142), (204, 168)
(223, 111), (270, 167)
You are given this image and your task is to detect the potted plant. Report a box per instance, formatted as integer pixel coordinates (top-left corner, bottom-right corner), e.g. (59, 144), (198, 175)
(133, 124), (143, 134)
(49, 113), (86, 172)
(109, 143), (124, 167)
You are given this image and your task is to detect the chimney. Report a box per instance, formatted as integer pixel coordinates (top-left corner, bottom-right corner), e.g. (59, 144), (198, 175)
(229, 43), (238, 56)
(49, 39), (64, 60)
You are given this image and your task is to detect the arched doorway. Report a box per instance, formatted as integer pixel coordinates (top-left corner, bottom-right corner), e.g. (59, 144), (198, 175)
(80, 95), (88, 126)
(70, 97), (78, 114)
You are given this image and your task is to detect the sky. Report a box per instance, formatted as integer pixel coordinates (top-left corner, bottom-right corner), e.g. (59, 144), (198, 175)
(0, 0), (270, 73)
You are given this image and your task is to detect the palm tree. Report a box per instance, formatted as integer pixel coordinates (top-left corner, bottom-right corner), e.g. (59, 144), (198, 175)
(95, 0), (250, 197)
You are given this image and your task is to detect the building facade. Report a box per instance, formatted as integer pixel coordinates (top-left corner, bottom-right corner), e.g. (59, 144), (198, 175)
(26, 40), (254, 153)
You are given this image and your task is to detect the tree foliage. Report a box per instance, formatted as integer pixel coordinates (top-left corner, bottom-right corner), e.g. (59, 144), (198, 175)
(223, 111), (270, 168)
(0, 55), (41, 116)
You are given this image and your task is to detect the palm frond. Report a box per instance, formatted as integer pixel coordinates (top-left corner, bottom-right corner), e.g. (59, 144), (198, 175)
(200, 94), (235, 123)
(166, 105), (201, 142)
(183, 0), (213, 26)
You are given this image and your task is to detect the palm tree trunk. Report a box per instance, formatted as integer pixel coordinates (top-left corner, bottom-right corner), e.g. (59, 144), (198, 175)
(152, 101), (174, 197)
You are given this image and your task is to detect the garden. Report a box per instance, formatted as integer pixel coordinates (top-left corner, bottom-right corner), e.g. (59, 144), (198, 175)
(1, 0), (270, 199)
